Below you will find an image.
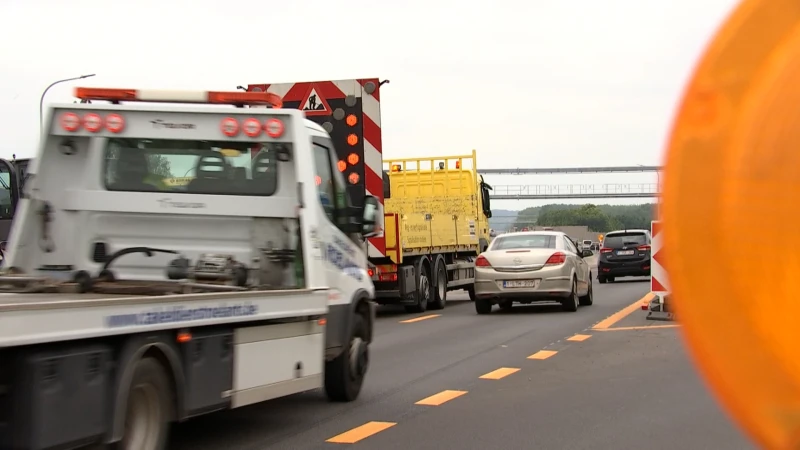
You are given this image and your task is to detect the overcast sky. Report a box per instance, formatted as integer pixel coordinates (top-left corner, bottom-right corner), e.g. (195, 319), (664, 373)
(0, 0), (738, 210)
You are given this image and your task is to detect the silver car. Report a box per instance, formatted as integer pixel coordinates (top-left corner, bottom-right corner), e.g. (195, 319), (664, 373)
(472, 231), (594, 314)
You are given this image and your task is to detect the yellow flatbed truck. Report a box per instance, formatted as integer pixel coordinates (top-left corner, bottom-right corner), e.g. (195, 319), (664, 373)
(368, 150), (493, 312)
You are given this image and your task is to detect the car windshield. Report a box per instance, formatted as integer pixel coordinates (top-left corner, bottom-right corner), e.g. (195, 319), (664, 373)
(603, 232), (647, 248)
(492, 234), (557, 250)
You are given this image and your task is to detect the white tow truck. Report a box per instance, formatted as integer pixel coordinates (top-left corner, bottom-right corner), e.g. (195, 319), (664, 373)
(0, 87), (380, 450)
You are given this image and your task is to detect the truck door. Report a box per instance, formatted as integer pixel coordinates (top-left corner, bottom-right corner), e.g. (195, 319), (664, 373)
(311, 137), (366, 297)
(0, 159), (21, 244)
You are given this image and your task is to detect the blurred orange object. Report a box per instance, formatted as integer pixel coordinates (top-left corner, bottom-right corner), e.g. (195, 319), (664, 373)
(662, 0), (800, 447)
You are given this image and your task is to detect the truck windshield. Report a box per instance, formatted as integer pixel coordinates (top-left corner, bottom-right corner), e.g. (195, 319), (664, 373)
(104, 138), (281, 196)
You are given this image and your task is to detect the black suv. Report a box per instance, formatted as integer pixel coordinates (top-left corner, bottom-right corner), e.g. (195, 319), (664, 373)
(597, 229), (651, 283)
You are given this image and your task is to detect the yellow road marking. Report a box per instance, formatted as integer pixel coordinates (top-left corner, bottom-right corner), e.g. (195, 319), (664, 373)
(528, 350), (558, 360)
(480, 367), (520, 380)
(326, 421), (397, 444)
(399, 314), (441, 323)
(596, 325), (681, 331)
(567, 334), (592, 342)
(593, 293), (655, 330)
(415, 390), (468, 406)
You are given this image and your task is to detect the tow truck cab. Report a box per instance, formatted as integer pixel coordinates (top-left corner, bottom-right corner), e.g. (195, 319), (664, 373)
(0, 88), (379, 449)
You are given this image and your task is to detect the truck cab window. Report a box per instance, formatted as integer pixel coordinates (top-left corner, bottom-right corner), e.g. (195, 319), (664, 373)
(313, 143), (336, 221)
(312, 140), (353, 232)
(0, 167), (13, 220)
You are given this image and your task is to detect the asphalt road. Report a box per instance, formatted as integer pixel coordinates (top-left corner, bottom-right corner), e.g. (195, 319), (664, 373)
(169, 276), (754, 450)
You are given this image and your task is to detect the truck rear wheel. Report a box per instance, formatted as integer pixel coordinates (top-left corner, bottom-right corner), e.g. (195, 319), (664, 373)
(428, 257), (447, 310)
(325, 314), (368, 402)
(404, 259), (430, 313)
(114, 357), (171, 450)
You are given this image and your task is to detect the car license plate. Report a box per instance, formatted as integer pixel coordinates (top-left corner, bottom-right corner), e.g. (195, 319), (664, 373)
(503, 280), (540, 288)
(617, 250), (635, 256)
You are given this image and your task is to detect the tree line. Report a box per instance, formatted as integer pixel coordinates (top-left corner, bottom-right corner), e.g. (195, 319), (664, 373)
(498, 203), (656, 233)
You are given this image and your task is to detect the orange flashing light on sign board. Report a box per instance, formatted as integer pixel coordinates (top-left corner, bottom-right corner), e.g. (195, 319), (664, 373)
(347, 134), (358, 146)
(348, 173), (360, 184)
(347, 153), (359, 165)
(662, 0), (800, 448)
(346, 114), (358, 126)
(314, 175), (322, 186)
(337, 160), (347, 172)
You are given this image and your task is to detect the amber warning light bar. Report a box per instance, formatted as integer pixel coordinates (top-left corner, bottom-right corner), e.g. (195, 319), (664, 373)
(73, 88), (283, 108)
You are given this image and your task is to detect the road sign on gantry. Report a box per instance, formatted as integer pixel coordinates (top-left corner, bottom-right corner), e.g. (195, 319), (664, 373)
(661, 0), (800, 447)
(650, 221), (669, 295)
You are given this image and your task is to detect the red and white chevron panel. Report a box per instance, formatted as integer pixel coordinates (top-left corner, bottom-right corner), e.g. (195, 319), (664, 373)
(651, 221), (670, 295)
(248, 79), (385, 259)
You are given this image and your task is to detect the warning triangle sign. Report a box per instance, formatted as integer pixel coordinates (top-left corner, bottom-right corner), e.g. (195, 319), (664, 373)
(299, 87), (331, 116)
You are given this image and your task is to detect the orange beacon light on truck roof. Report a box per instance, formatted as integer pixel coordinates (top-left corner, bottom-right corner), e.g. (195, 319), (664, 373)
(74, 88), (284, 108)
(662, 0), (800, 447)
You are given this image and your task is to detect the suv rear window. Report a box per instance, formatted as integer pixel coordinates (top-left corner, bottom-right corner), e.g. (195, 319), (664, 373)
(492, 234), (557, 250)
(602, 232), (647, 248)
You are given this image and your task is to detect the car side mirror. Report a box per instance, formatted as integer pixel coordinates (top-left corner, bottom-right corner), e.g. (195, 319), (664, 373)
(581, 249), (593, 257)
(361, 195), (381, 238)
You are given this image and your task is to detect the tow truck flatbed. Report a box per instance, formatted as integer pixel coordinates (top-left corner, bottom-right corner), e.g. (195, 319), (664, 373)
(0, 288), (329, 347)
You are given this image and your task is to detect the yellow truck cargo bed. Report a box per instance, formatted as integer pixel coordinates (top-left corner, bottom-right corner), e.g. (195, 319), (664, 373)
(382, 150), (489, 264)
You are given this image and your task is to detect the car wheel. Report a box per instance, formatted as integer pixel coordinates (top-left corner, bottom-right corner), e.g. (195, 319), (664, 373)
(579, 275), (593, 306)
(598, 276), (607, 284)
(562, 278), (579, 312)
(475, 297), (492, 315)
(608, 276), (616, 283)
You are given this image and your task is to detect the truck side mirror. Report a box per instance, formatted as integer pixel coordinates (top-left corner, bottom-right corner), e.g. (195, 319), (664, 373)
(361, 195), (381, 237)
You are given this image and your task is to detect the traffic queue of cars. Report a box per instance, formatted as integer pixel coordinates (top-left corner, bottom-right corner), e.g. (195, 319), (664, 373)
(470, 228), (652, 314)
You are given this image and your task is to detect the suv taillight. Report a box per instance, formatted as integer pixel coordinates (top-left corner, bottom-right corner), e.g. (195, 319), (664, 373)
(637, 244), (651, 251)
(600, 248), (613, 254)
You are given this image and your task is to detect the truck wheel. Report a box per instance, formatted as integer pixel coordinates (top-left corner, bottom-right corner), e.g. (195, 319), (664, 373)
(404, 259), (430, 313)
(114, 357), (171, 450)
(325, 314), (368, 402)
(428, 257), (447, 310)
(475, 297), (492, 315)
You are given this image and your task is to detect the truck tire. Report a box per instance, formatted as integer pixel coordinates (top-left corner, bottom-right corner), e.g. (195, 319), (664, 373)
(428, 256), (448, 310)
(404, 259), (430, 313)
(114, 357), (172, 450)
(325, 313), (368, 402)
(466, 285), (476, 301)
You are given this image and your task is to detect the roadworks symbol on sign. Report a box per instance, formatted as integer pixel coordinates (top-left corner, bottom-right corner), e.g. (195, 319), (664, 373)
(300, 87), (331, 116)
